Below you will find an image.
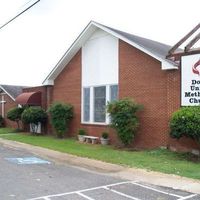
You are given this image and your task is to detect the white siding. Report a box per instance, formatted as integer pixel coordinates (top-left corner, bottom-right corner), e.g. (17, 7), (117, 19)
(82, 29), (119, 87)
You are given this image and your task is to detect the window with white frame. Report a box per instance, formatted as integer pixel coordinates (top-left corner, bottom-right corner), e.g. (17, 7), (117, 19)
(94, 86), (106, 123)
(110, 85), (118, 102)
(83, 88), (90, 122)
(82, 84), (118, 124)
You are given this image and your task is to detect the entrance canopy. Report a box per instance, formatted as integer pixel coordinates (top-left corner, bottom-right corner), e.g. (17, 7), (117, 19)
(15, 91), (41, 106)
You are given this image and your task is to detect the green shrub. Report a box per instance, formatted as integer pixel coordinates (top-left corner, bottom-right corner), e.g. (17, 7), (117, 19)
(48, 102), (73, 138)
(170, 106), (200, 144)
(0, 115), (4, 127)
(78, 128), (86, 135)
(101, 132), (109, 139)
(21, 107), (47, 134)
(107, 98), (142, 146)
(7, 107), (24, 129)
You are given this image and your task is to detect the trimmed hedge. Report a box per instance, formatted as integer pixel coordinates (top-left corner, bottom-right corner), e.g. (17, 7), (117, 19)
(48, 102), (73, 138)
(170, 106), (200, 143)
(7, 107), (24, 129)
(21, 107), (47, 134)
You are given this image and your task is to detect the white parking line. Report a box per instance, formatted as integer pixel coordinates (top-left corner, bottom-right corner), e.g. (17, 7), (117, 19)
(104, 186), (140, 200)
(42, 198), (51, 200)
(27, 180), (197, 200)
(131, 182), (182, 198)
(77, 192), (95, 200)
(27, 181), (132, 200)
(177, 194), (198, 200)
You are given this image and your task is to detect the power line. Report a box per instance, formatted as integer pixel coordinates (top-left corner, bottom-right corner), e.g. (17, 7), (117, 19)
(0, 0), (40, 30)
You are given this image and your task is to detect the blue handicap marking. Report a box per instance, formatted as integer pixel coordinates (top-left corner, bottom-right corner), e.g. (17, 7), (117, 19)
(5, 157), (51, 164)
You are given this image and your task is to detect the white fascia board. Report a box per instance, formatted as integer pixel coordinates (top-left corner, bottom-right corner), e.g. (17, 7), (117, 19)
(161, 60), (178, 70)
(92, 22), (177, 70)
(43, 79), (54, 86)
(0, 86), (15, 101)
(42, 23), (98, 85)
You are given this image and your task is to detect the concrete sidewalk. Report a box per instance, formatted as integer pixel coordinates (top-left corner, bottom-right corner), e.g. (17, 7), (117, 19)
(0, 138), (200, 195)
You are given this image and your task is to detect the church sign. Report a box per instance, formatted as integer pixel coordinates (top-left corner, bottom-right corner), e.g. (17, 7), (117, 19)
(181, 54), (200, 106)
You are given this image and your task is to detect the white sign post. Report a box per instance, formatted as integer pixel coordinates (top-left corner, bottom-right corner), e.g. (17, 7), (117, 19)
(181, 54), (200, 106)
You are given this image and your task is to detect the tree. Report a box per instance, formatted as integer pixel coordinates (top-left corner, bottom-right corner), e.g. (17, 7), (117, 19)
(7, 107), (24, 130)
(170, 106), (200, 144)
(48, 102), (73, 138)
(107, 98), (142, 146)
(21, 107), (47, 134)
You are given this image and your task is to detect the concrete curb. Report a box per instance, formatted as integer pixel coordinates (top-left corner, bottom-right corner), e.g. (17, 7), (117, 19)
(0, 138), (200, 194)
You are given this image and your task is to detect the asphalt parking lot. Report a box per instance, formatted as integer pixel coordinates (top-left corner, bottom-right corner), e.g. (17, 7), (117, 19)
(0, 144), (199, 200)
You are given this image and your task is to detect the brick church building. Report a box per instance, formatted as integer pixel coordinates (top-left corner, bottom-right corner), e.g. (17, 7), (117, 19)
(14, 21), (200, 151)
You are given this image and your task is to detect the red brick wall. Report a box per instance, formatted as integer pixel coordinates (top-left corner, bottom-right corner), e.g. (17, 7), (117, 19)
(0, 94), (18, 128)
(52, 41), (169, 147)
(119, 40), (199, 150)
(52, 50), (81, 136)
(51, 40), (199, 151)
(119, 40), (169, 148)
(52, 50), (119, 142)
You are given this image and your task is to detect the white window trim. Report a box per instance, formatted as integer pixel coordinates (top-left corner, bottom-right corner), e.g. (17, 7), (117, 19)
(81, 84), (118, 125)
(90, 87), (94, 123)
(106, 85), (110, 124)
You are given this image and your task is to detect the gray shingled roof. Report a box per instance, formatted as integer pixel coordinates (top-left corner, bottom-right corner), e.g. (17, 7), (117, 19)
(0, 85), (27, 99)
(100, 23), (177, 65)
(43, 21), (178, 85)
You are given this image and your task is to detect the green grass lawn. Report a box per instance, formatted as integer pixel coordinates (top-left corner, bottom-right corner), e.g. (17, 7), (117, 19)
(0, 130), (199, 180)
(0, 127), (15, 134)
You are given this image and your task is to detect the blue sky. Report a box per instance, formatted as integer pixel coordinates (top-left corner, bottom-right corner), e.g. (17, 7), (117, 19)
(0, 0), (199, 86)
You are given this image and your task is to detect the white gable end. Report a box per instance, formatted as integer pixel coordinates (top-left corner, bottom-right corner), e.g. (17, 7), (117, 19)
(89, 29), (108, 40)
(82, 29), (118, 87)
